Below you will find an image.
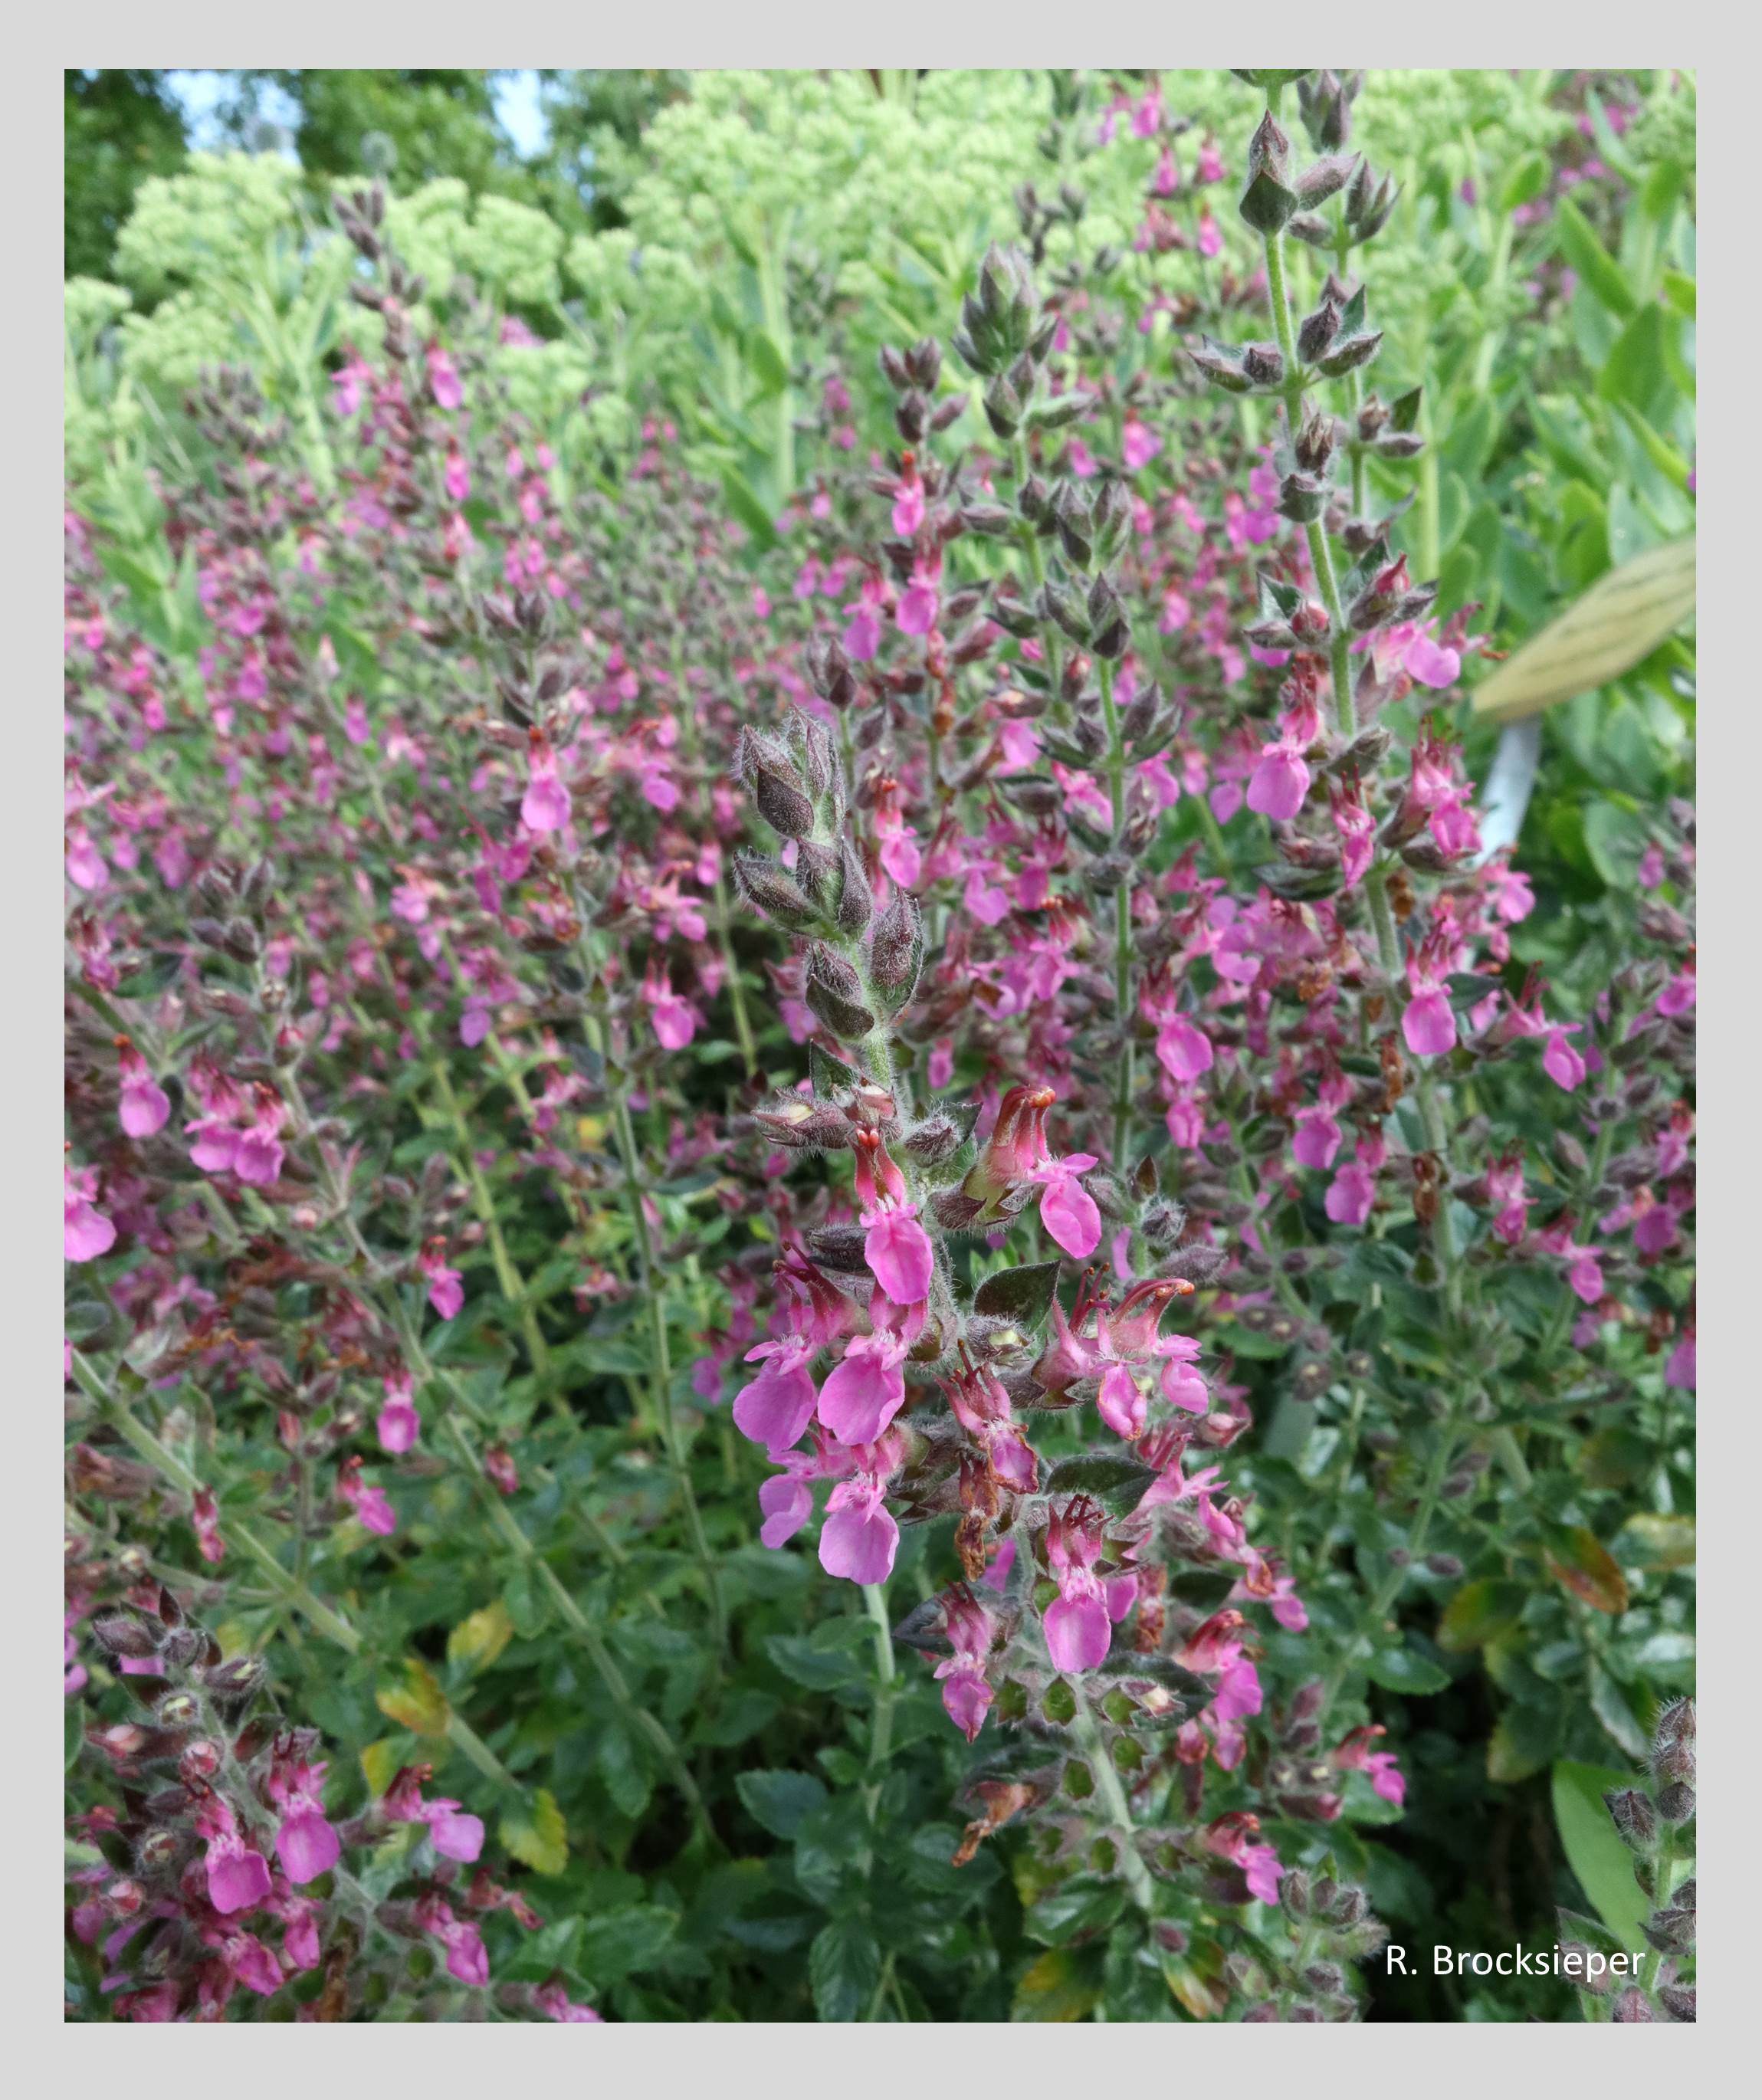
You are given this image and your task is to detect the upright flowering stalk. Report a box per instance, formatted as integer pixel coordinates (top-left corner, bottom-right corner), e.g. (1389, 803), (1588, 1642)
(730, 656), (1378, 2008)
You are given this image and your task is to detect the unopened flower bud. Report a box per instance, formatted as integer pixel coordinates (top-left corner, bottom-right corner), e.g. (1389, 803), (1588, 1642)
(1603, 1787), (1657, 1850)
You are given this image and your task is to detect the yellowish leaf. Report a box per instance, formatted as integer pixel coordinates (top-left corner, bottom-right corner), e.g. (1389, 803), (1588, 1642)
(1009, 1948), (1100, 2023)
(375, 1658), (451, 1739)
(1610, 1512), (1697, 1570)
(500, 1786), (569, 1877)
(359, 1737), (405, 1796)
(447, 1600), (515, 1672)
(1472, 535), (1695, 724)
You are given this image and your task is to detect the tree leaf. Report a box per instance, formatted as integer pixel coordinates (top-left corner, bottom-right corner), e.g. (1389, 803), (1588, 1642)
(735, 1767), (828, 1842)
(1472, 536), (1695, 724)
(499, 1786), (569, 1877)
(809, 1916), (881, 2022)
(1551, 1760), (1649, 1947)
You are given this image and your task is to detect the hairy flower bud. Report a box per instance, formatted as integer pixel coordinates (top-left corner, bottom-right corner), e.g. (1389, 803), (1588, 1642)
(734, 850), (820, 932)
(1603, 1787), (1657, 1851)
(804, 944), (878, 1040)
(871, 891), (925, 1013)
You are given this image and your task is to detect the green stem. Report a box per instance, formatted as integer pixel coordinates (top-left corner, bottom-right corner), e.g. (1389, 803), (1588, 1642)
(861, 1580), (897, 1817)
(1098, 656), (1137, 1176)
(1071, 1691), (1153, 1911)
(72, 1353), (520, 1793)
(1638, 1824), (1678, 1994)
(1315, 1405), (1466, 1720)
(430, 1062), (554, 1392)
(1261, 179), (1462, 1310)
(441, 1415), (714, 1840)
(609, 1088), (728, 1662)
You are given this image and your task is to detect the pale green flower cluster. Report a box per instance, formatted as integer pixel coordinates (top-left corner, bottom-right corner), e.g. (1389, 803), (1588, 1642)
(65, 72), (1650, 502)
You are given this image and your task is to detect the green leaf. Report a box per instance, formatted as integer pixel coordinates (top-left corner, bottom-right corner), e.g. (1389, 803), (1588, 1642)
(720, 468), (779, 553)
(973, 1261), (1061, 1325)
(501, 1562), (550, 1639)
(1022, 1874), (1127, 1947)
(1497, 149), (1550, 213)
(577, 1904), (679, 1983)
(1588, 1660), (1649, 1761)
(499, 1787), (569, 1877)
(1557, 196), (1636, 318)
(809, 1917), (881, 2022)
(1552, 1761), (1649, 1947)
(764, 1632), (867, 1691)
(1436, 1579), (1526, 1652)
(692, 1688), (780, 1746)
(598, 1722), (652, 1818)
(1363, 1643), (1452, 1696)
(735, 1768), (828, 1842)
(1042, 1452), (1157, 1516)
(746, 329), (790, 399)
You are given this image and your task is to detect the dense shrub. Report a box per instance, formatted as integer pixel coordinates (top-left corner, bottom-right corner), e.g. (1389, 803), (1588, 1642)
(64, 67), (1694, 2023)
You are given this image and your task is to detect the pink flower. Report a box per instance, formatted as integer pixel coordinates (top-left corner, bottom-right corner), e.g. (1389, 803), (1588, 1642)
(425, 346), (464, 410)
(1402, 948), (1458, 1059)
(1335, 1723), (1407, 1808)
(1246, 743), (1311, 821)
(197, 1800), (274, 1916)
(1292, 1105), (1343, 1170)
(64, 1163), (116, 1262)
(864, 1205), (933, 1305)
(855, 1133), (933, 1305)
(1542, 1027), (1586, 1091)
(1122, 418), (1163, 471)
(117, 1041), (170, 1138)
(376, 1373), (422, 1455)
(817, 1331), (908, 1447)
(1197, 208), (1222, 258)
(933, 1585), (996, 1742)
(1042, 1498), (1114, 1673)
(1325, 1158), (1376, 1228)
(735, 1337), (821, 1454)
(520, 745), (571, 833)
(891, 477), (926, 536)
(896, 558), (941, 636)
(1153, 1013), (1214, 1082)
(758, 1470), (814, 1548)
(418, 1898), (488, 1987)
(1034, 1157), (1101, 1259)
(418, 1241), (464, 1320)
(820, 1474), (899, 1584)
(336, 1456), (396, 1537)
